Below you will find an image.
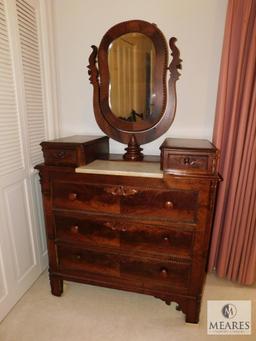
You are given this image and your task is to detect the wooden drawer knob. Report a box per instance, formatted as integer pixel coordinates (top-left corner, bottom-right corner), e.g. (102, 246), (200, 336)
(68, 193), (77, 201)
(71, 225), (79, 233)
(160, 268), (168, 278)
(165, 201), (173, 209)
(75, 254), (81, 260)
(183, 157), (190, 165)
(55, 151), (66, 159)
(183, 157), (197, 166)
(163, 235), (169, 242)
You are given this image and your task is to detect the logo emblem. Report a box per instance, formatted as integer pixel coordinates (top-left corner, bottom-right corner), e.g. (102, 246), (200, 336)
(207, 300), (251, 335)
(222, 304), (237, 319)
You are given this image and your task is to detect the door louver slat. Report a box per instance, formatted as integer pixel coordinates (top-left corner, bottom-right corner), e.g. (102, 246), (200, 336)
(0, 0), (23, 176)
(17, 0), (46, 167)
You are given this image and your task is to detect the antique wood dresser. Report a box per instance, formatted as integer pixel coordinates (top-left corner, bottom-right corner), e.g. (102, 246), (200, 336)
(36, 135), (220, 323)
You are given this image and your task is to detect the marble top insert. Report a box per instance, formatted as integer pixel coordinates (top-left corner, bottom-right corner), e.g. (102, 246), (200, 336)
(76, 160), (163, 178)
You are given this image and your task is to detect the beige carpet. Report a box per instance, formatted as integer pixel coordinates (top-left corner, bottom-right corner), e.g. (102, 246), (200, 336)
(0, 271), (255, 341)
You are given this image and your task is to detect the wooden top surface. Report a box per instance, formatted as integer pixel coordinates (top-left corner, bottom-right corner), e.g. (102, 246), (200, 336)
(160, 138), (216, 151)
(41, 135), (108, 145)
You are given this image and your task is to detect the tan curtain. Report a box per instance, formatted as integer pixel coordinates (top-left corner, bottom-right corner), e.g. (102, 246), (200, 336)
(208, 0), (256, 285)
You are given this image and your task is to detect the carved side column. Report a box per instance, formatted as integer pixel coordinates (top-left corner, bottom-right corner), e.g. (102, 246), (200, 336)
(37, 166), (63, 296)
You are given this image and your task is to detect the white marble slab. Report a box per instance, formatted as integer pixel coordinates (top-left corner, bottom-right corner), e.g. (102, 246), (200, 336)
(76, 160), (163, 178)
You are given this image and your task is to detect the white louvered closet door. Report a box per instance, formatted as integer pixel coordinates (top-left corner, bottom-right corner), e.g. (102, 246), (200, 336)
(0, 0), (54, 321)
(17, 0), (46, 166)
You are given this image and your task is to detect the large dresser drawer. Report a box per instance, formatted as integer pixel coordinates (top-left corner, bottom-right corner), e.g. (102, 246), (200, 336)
(52, 182), (119, 213)
(120, 187), (198, 223)
(58, 245), (119, 277)
(57, 245), (191, 292)
(121, 257), (190, 291)
(52, 182), (198, 223)
(54, 214), (194, 258)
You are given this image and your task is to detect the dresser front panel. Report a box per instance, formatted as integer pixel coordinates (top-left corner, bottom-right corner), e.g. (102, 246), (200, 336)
(167, 154), (209, 171)
(54, 213), (195, 258)
(44, 148), (78, 166)
(52, 182), (119, 213)
(120, 187), (198, 223)
(57, 245), (191, 293)
(52, 181), (199, 223)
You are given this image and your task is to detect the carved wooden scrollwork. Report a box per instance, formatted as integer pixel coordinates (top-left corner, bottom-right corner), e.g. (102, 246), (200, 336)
(104, 185), (138, 197)
(87, 45), (98, 85)
(103, 221), (127, 232)
(168, 37), (182, 81)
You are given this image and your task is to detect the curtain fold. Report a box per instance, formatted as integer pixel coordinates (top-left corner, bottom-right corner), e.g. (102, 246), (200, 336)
(208, 0), (256, 285)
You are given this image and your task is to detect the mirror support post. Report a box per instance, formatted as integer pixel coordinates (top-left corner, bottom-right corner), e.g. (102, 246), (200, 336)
(123, 135), (144, 161)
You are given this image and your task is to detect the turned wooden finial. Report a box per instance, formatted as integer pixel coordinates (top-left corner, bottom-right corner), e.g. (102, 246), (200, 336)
(123, 135), (144, 161)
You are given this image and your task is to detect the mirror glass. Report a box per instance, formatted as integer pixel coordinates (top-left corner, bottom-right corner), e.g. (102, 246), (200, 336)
(108, 33), (156, 122)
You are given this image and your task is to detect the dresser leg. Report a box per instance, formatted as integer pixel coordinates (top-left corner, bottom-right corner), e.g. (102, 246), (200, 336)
(50, 276), (63, 296)
(185, 297), (201, 324)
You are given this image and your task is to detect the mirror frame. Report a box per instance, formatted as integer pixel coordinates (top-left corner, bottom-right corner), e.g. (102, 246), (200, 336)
(88, 20), (181, 160)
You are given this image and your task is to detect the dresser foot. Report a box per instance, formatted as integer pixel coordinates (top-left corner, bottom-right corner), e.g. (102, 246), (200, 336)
(50, 276), (63, 296)
(184, 298), (201, 324)
(185, 311), (199, 324)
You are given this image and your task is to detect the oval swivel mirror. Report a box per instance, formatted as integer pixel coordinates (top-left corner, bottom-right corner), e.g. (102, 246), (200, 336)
(108, 32), (157, 122)
(88, 20), (182, 160)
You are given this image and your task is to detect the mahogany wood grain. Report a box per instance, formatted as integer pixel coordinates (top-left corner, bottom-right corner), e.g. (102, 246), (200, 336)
(52, 180), (199, 222)
(36, 135), (221, 324)
(57, 245), (191, 293)
(54, 213), (194, 257)
(160, 138), (218, 175)
(41, 135), (109, 167)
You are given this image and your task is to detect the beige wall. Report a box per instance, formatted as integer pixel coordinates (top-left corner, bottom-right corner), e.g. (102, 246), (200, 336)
(52, 0), (228, 154)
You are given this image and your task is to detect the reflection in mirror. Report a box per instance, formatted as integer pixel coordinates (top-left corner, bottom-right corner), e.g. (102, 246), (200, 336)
(108, 33), (156, 122)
